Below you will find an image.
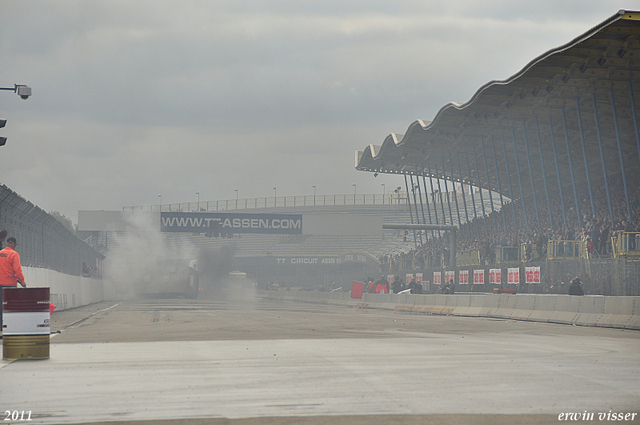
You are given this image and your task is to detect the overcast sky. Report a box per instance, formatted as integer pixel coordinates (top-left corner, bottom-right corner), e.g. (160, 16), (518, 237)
(0, 1), (635, 222)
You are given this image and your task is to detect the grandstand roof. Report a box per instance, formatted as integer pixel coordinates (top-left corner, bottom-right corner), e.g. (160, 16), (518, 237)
(355, 10), (640, 203)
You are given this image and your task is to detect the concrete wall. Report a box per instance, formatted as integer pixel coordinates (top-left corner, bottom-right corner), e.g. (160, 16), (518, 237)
(258, 290), (640, 331)
(23, 267), (105, 312)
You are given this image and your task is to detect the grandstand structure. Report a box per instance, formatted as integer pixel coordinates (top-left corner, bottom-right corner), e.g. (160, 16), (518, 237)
(352, 9), (640, 296)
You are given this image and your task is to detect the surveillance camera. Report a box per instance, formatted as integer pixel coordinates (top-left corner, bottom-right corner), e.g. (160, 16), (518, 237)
(16, 85), (32, 100)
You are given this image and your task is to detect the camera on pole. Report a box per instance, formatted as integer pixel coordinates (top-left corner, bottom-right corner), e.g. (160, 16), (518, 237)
(0, 119), (6, 147)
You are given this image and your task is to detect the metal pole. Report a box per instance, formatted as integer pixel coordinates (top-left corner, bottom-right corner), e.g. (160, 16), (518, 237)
(490, 137), (507, 232)
(435, 164), (448, 226)
(465, 153), (481, 238)
(448, 151), (463, 231)
(610, 89), (633, 222)
(441, 157), (455, 227)
(472, 144), (489, 236)
(404, 174), (418, 245)
(548, 116), (568, 228)
(561, 107), (582, 228)
(502, 135), (518, 235)
(457, 155), (473, 239)
(576, 96), (596, 218)
(428, 165), (440, 226)
(415, 169), (428, 243)
(592, 93), (614, 225)
(512, 127), (529, 232)
(522, 118), (541, 229)
(480, 135), (498, 232)
(421, 170), (436, 242)
(410, 174), (423, 245)
(535, 117), (555, 230)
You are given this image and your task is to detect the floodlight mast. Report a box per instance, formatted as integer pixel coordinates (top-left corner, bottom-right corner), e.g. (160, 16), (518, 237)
(0, 84), (32, 100)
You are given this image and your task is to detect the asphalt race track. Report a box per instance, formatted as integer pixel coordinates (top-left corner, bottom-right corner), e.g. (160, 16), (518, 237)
(1, 293), (638, 425)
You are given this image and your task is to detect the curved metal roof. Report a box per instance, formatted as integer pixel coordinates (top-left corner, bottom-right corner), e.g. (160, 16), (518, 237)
(355, 10), (640, 206)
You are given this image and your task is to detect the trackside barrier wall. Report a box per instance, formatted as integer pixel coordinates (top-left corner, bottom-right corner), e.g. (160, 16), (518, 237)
(528, 295), (557, 323)
(575, 296), (605, 327)
(493, 294), (518, 320)
(512, 295), (536, 321)
(548, 296), (581, 325)
(466, 295), (485, 317)
(597, 297), (636, 329)
(256, 291), (640, 330)
(22, 267), (104, 312)
(451, 294), (472, 316)
(479, 294), (500, 317)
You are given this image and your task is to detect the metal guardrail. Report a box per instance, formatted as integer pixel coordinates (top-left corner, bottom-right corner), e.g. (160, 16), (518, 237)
(496, 246), (520, 264)
(457, 250), (481, 267)
(612, 232), (640, 259)
(547, 240), (588, 260)
(125, 193), (405, 212)
(124, 190), (507, 214)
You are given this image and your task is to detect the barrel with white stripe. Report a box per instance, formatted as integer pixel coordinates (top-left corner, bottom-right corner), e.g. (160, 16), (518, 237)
(2, 287), (50, 359)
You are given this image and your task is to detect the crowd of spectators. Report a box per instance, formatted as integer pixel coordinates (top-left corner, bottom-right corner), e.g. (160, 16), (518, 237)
(381, 179), (640, 273)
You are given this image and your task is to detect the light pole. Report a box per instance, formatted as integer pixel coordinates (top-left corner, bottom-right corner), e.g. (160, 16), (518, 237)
(196, 192), (200, 211)
(382, 183), (386, 204)
(234, 189), (238, 200)
(273, 187), (277, 206)
(158, 194), (162, 211)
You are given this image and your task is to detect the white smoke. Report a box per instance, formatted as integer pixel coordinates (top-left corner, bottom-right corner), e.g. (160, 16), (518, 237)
(103, 211), (197, 299)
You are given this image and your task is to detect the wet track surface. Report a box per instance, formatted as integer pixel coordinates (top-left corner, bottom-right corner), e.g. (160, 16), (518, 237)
(1, 295), (639, 425)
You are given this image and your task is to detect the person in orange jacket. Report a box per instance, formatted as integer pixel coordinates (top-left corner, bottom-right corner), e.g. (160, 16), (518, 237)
(0, 237), (26, 288)
(0, 237), (27, 335)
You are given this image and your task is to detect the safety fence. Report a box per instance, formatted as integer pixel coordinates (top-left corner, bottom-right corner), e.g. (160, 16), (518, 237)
(377, 256), (639, 296)
(258, 290), (640, 330)
(0, 185), (104, 277)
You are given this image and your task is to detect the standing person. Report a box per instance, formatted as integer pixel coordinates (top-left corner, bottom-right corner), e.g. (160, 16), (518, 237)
(0, 237), (27, 335)
(0, 229), (7, 250)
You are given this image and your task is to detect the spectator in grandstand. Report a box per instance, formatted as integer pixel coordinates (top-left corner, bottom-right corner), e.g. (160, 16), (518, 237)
(589, 224), (601, 254)
(0, 237), (27, 334)
(0, 229), (6, 249)
(599, 224), (610, 255)
(568, 277), (584, 296)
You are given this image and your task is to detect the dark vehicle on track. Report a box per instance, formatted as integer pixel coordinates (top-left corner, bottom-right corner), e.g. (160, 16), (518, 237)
(136, 259), (199, 299)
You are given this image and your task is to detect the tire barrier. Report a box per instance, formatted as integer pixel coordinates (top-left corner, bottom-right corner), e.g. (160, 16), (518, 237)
(257, 290), (640, 330)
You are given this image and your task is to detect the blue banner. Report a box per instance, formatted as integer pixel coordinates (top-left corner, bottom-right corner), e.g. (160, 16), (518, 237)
(160, 212), (302, 234)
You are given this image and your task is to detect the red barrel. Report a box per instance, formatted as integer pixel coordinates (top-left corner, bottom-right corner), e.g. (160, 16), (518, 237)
(2, 287), (50, 359)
